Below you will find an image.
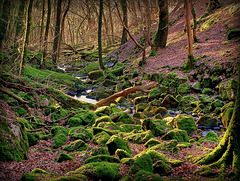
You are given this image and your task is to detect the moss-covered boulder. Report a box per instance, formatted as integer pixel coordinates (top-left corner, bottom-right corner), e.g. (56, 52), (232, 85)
(64, 139), (87, 151)
(68, 116), (83, 127)
(93, 116), (113, 127)
(174, 114), (197, 135)
(115, 149), (131, 160)
(124, 130), (153, 144)
(178, 83), (191, 94)
(202, 88), (213, 95)
(141, 119), (166, 136)
(94, 106), (110, 116)
(120, 124), (141, 132)
(109, 103), (122, 114)
(93, 131), (111, 146)
(56, 153), (75, 162)
(161, 94), (179, 108)
(27, 132), (39, 147)
(90, 147), (109, 156)
(149, 140), (178, 152)
(153, 160), (172, 176)
(106, 135), (133, 155)
(51, 126), (68, 149)
(111, 112), (135, 124)
(51, 174), (87, 181)
(136, 103), (149, 112)
(191, 81), (202, 92)
(196, 115), (218, 127)
(129, 154), (153, 174)
(143, 150), (169, 163)
(199, 131), (219, 143)
(93, 127), (120, 136)
(148, 87), (162, 100)
(162, 129), (189, 142)
(69, 162), (121, 180)
(68, 127), (93, 141)
(85, 155), (120, 164)
(227, 29), (240, 40)
(21, 168), (53, 181)
(88, 70), (104, 80)
(133, 96), (148, 105)
(133, 170), (163, 181)
(97, 122), (123, 131)
(144, 138), (162, 148)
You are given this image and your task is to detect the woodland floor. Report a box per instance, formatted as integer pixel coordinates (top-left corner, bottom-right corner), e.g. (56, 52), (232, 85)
(0, 0), (239, 180)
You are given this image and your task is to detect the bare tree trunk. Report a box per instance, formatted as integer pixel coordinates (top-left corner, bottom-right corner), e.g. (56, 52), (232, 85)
(185, 0), (194, 70)
(120, 0), (128, 45)
(19, 0), (33, 75)
(41, 0), (51, 69)
(102, 7), (111, 45)
(107, 0), (114, 44)
(190, 1), (198, 42)
(98, 0), (105, 70)
(15, 0), (25, 48)
(40, 0), (45, 49)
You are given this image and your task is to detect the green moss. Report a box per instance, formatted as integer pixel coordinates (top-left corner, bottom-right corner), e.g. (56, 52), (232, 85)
(162, 129), (189, 142)
(169, 159), (184, 167)
(53, 134), (67, 149)
(149, 140), (178, 152)
(115, 149), (131, 160)
(70, 162), (121, 180)
(148, 87), (162, 100)
(202, 88), (213, 95)
(51, 174), (87, 181)
(200, 14), (220, 31)
(93, 116), (112, 127)
(199, 131), (219, 143)
(177, 83), (191, 94)
(106, 135), (133, 155)
(115, 112), (134, 124)
(120, 124), (141, 132)
(93, 127), (120, 136)
(227, 29), (240, 40)
(64, 140), (87, 152)
(68, 127), (93, 141)
(93, 131), (111, 146)
(196, 115), (218, 127)
(130, 154), (153, 174)
(174, 114), (197, 135)
(88, 69), (104, 80)
(85, 155), (120, 164)
(124, 130), (153, 144)
(133, 170), (163, 181)
(90, 147), (109, 156)
(141, 119), (166, 136)
(68, 117), (83, 127)
(176, 142), (192, 148)
(222, 107), (233, 127)
(144, 138), (162, 148)
(153, 160), (172, 175)
(27, 132), (39, 146)
(56, 153), (75, 162)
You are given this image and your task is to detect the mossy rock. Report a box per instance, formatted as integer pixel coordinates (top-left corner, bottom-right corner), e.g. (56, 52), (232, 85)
(161, 94), (179, 108)
(169, 159), (184, 167)
(141, 119), (166, 136)
(148, 87), (162, 100)
(202, 88), (213, 95)
(149, 139), (178, 152)
(93, 116), (113, 127)
(92, 131), (111, 146)
(93, 127), (120, 136)
(88, 70), (104, 80)
(196, 115), (218, 127)
(68, 117), (83, 127)
(115, 112), (134, 124)
(51, 174), (87, 181)
(110, 103), (122, 114)
(85, 155), (120, 164)
(51, 126), (68, 136)
(27, 132), (39, 147)
(56, 153), (75, 162)
(153, 160), (172, 176)
(192, 82), (202, 92)
(53, 133), (67, 149)
(115, 149), (131, 160)
(109, 66), (124, 76)
(21, 168), (53, 181)
(120, 124), (141, 132)
(48, 107), (68, 121)
(144, 138), (162, 148)
(124, 130), (153, 144)
(133, 112), (147, 120)
(69, 162), (121, 181)
(136, 103), (149, 112)
(69, 127), (93, 141)
(143, 150), (168, 163)
(64, 139), (87, 152)
(106, 135), (133, 155)
(176, 142), (192, 148)
(130, 154), (153, 174)
(221, 107), (233, 127)
(94, 106), (110, 116)
(133, 96), (148, 105)
(97, 122), (123, 132)
(227, 29), (240, 40)
(199, 131), (219, 143)
(78, 111), (98, 126)
(133, 170), (163, 181)
(174, 114), (197, 135)
(90, 147), (109, 156)
(162, 129), (189, 142)
(177, 83), (191, 94)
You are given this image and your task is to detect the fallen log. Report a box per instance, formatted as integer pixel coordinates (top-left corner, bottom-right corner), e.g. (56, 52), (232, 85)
(95, 82), (157, 108)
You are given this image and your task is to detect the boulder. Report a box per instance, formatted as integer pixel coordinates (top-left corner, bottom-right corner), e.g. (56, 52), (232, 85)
(124, 130), (153, 144)
(88, 70), (104, 80)
(68, 127), (93, 141)
(162, 129), (189, 142)
(174, 114), (197, 135)
(161, 94), (179, 108)
(64, 139), (87, 151)
(153, 160), (172, 176)
(141, 118), (166, 136)
(56, 153), (75, 162)
(196, 115), (218, 127)
(85, 155), (120, 164)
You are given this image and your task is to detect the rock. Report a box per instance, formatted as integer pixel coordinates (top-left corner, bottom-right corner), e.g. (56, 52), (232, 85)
(85, 155), (120, 164)
(177, 83), (191, 94)
(51, 126), (68, 149)
(97, 122), (123, 131)
(162, 129), (189, 142)
(133, 170), (163, 181)
(124, 130), (153, 144)
(149, 139), (178, 151)
(202, 88), (213, 95)
(141, 118), (166, 136)
(56, 153), (75, 162)
(64, 140), (87, 152)
(191, 81), (202, 92)
(161, 94), (179, 108)
(94, 106), (110, 116)
(144, 138), (162, 148)
(148, 87), (162, 100)
(68, 127), (93, 141)
(88, 70), (104, 80)
(136, 103), (149, 112)
(200, 131), (219, 143)
(106, 135), (133, 155)
(153, 160), (172, 176)
(103, 79), (117, 87)
(227, 29), (240, 40)
(196, 115), (218, 127)
(130, 154), (153, 174)
(112, 112), (134, 124)
(93, 116), (112, 127)
(174, 114), (197, 135)
(115, 149), (131, 160)
(93, 131), (111, 146)
(133, 96), (148, 105)
(90, 147), (109, 156)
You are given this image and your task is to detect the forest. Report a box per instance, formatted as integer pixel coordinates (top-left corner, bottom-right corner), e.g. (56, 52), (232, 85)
(0, 0), (240, 180)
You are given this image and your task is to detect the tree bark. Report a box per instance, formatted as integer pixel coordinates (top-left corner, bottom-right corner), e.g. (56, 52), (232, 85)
(120, 0), (128, 45)
(185, 0), (194, 70)
(41, 0), (51, 69)
(190, 1), (198, 42)
(152, 0), (169, 50)
(15, 0), (25, 48)
(52, 0), (62, 68)
(19, 0), (33, 75)
(107, 0), (114, 44)
(98, 0), (105, 70)
(40, 0), (45, 49)
(195, 63), (240, 180)
(0, 0), (10, 50)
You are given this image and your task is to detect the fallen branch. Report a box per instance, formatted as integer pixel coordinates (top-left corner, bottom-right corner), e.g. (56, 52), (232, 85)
(95, 82), (157, 107)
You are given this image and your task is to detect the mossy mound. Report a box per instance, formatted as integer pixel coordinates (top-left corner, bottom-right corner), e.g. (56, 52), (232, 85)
(94, 106), (110, 116)
(124, 130), (153, 144)
(51, 174), (87, 181)
(64, 139), (87, 152)
(136, 103), (149, 112)
(161, 94), (179, 108)
(199, 131), (219, 143)
(113, 112), (134, 124)
(21, 168), (54, 181)
(51, 126), (68, 149)
(27, 132), (39, 147)
(97, 122), (123, 132)
(141, 118), (166, 136)
(85, 155), (120, 164)
(196, 115), (218, 127)
(56, 153), (75, 162)
(133, 170), (163, 181)
(120, 124), (141, 132)
(153, 160), (172, 176)
(115, 149), (131, 160)
(90, 147), (109, 156)
(106, 135), (133, 155)
(92, 131), (111, 146)
(162, 129), (189, 142)
(173, 114), (197, 135)
(68, 127), (93, 141)
(88, 70), (104, 80)
(69, 162), (121, 181)
(144, 138), (162, 148)
(149, 139), (178, 152)
(93, 116), (113, 127)
(177, 83), (191, 94)
(227, 29), (240, 40)
(133, 96), (148, 105)
(129, 154), (153, 174)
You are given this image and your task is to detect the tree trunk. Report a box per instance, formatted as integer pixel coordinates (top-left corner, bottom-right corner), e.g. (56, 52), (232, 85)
(40, 0), (45, 49)
(52, 0), (62, 68)
(98, 0), (105, 70)
(143, 0), (152, 46)
(195, 63), (240, 180)
(41, 0), (51, 69)
(120, 0), (128, 45)
(15, 0), (25, 48)
(190, 1), (198, 42)
(107, 0), (114, 44)
(152, 0), (169, 50)
(185, 0), (194, 70)
(19, 0), (33, 75)
(103, 9), (111, 45)
(207, 0), (221, 12)
(0, 0), (11, 50)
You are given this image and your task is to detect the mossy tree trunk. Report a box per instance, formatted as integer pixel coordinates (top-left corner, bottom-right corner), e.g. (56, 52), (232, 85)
(98, 0), (105, 70)
(120, 0), (128, 45)
(52, 0), (62, 68)
(185, 0), (194, 70)
(207, 0), (221, 12)
(195, 63), (240, 179)
(41, 0), (51, 69)
(152, 0), (169, 50)
(19, 0), (33, 76)
(0, 0), (10, 50)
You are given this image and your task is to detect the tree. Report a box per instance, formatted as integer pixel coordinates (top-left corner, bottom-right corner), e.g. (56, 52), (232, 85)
(52, 0), (62, 68)
(40, 0), (45, 49)
(19, 0), (33, 75)
(41, 0), (51, 69)
(15, 0), (25, 48)
(120, 0), (128, 45)
(98, 0), (105, 70)
(152, 0), (169, 50)
(0, 0), (10, 50)
(184, 0), (194, 70)
(190, 1), (198, 42)
(207, 0), (221, 12)
(195, 63), (240, 180)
